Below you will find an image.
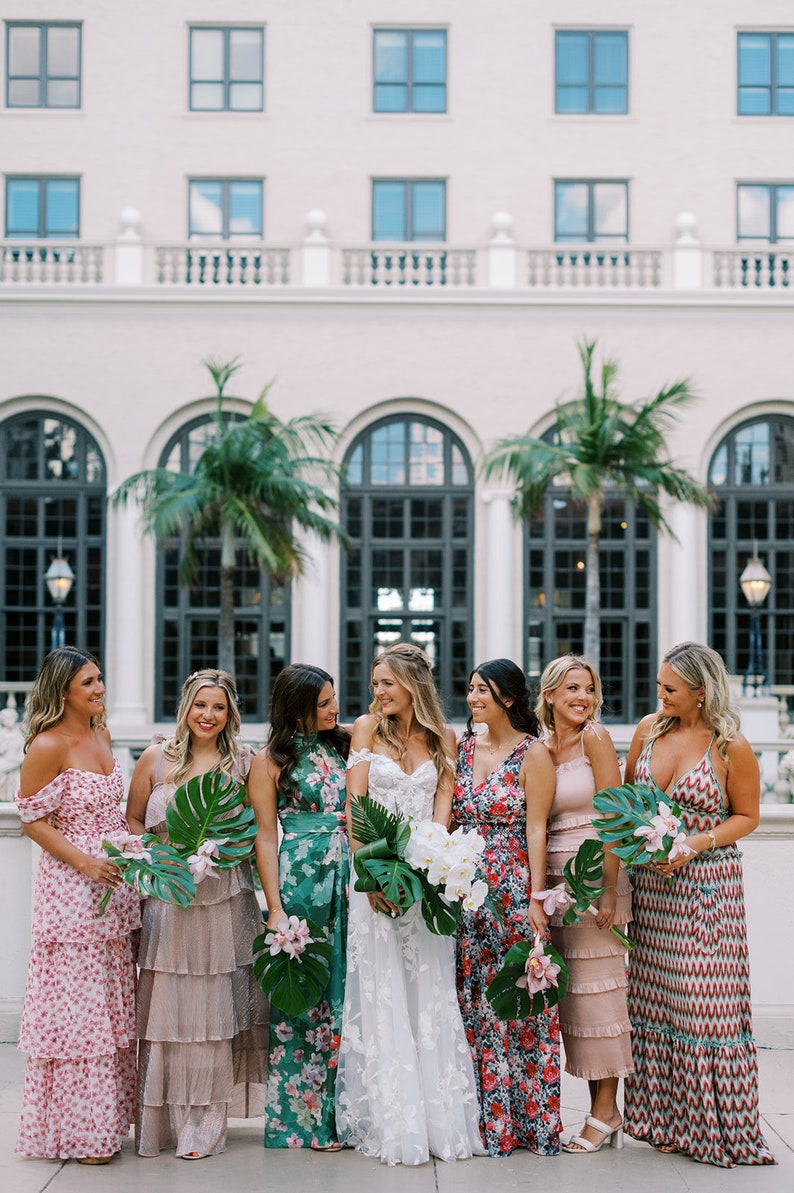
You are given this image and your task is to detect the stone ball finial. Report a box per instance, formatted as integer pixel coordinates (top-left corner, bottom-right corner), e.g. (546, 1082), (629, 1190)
(118, 207), (142, 240)
(490, 211), (514, 241)
(675, 211), (698, 245)
(305, 209), (329, 241)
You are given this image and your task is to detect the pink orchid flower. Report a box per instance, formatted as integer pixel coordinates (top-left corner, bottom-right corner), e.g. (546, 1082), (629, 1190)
(531, 882), (574, 915)
(516, 941), (561, 994)
(667, 831), (693, 862)
(634, 823), (665, 853)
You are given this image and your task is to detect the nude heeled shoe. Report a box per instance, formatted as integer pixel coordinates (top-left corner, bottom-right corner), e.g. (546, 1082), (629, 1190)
(562, 1115), (624, 1154)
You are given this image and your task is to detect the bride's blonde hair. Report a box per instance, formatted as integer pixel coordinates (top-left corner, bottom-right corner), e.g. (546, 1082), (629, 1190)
(369, 642), (454, 786)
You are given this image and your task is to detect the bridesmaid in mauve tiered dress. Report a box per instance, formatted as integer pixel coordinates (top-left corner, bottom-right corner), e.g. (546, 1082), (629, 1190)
(537, 655), (633, 1155)
(126, 669), (268, 1160)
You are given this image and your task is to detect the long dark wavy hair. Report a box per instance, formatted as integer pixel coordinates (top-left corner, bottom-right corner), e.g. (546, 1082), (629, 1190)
(465, 658), (539, 737)
(266, 664), (350, 795)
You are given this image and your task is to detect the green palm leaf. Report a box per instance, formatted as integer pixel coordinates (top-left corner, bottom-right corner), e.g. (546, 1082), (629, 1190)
(417, 874), (461, 936)
(486, 939), (569, 1020)
(165, 771), (257, 867)
(99, 835), (196, 914)
(592, 782), (681, 865)
(350, 795), (411, 855)
(352, 846), (425, 910)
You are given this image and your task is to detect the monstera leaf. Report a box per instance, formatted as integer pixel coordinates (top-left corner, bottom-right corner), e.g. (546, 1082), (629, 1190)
(592, 781), (680, 866)
(165, 770), (257, 867)
(252, 915), (333, 1017)
(561, 838), (605, 924)
(486, 938), (569, 1020)
(100, 834), (195, 914)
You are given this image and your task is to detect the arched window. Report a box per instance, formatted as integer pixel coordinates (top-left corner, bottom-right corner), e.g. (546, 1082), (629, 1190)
(341, 416), (474, 720)
(1, 411), (106, 679)
(709, 415), (794, 687)
(155, 416), (290, 720)
(524, 473), (657, 722)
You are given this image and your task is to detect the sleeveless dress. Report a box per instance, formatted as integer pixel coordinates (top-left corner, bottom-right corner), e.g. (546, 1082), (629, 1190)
(264, 732), (349, 1148)
(135, 746), (269, 1158)
(454, 733), (561, 1157)
(15, 763), (140, 1158)
(626, 738), (775, 1166)
(335, 748), (484, 1166)
(546, 745), (633, 1079)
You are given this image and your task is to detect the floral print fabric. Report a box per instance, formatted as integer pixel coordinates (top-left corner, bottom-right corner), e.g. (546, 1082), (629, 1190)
(264, 734), (349, 1148)
(15, 764), (140, 1158)
(453, 734), (561, 1157)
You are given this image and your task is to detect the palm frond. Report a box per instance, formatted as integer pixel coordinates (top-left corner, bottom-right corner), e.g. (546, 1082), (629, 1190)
(165, 771), (257, 867)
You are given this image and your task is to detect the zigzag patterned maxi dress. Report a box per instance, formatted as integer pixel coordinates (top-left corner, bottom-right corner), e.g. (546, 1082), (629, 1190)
(625, 739), (775, 1166)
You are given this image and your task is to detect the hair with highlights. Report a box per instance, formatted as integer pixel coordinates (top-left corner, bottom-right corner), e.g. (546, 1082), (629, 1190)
(646, 641), (739, 759)
(370, 642), (454, 785)
(535, 654), (603, 736)
(163, 668), (242, 784)
(24, 646), (106, 750)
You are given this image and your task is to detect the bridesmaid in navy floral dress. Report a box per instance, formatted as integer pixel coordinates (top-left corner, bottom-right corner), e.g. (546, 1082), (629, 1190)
(454, 659), (561, 1157)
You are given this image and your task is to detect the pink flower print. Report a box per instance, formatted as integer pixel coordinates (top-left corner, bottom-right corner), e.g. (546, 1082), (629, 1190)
(274, 1022), (294, 1042)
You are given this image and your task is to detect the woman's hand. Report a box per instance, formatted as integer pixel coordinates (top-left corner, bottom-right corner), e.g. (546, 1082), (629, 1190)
(367, 891), (401, 917)
(595, 888), (616, 930)
(528, 899), (548, 938)
(266, 907), (286, 929)
(80, 853), (122, 887)
(652, 844), (695, 879)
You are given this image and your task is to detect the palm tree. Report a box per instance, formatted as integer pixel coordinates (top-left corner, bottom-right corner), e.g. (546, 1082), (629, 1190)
(110, 357), (344, 675)
(482, 339), (713, 667)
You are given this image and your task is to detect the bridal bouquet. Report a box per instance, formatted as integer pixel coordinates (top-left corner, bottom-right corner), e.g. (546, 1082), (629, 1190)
(531, 838), (633, 950)
(350, 796), (491, 936)
(99, 831), (195, 914)
(486, 934), (569, 1019)
(592, 782), (693, 874)
(252, 914), (333, 1016)
(165, 770), (258, 883)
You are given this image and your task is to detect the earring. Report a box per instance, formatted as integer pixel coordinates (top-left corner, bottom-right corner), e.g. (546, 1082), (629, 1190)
(697, 701), (703, 708)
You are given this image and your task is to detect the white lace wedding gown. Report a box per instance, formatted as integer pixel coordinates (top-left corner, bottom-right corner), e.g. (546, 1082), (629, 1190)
(335, 749), (484, 1166)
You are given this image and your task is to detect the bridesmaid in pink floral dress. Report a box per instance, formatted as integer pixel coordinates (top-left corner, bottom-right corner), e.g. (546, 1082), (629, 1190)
(15, 647), (140, 1164)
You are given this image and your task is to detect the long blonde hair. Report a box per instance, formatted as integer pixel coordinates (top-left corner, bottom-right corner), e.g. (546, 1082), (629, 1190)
(535, 654), (603, 736)
(369, 642), (454, 786)
(24, 646), (106, 751)
(162, 669), (242, 784)
(646, 641), (739, 759)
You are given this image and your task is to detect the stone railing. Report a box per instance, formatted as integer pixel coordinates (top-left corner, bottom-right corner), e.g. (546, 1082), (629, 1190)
(712, 247), (793, 289)
(526, 247), (663, 289)
(154, 243), (291, 287)
(341, 244), (478, 287)
(0, 241), (104, 284)
(3, 209), (793, 297)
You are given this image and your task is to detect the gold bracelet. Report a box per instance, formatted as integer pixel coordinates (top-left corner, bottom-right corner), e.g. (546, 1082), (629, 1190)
(706, 831), (717, 851)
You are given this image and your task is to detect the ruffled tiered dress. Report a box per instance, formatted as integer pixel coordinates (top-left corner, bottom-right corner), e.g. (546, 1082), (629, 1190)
(135, 747), (269, 1157)
(625, 739), (775, 1166)
(16, 763), (140, 1159)
(546, 750), (633, 1079)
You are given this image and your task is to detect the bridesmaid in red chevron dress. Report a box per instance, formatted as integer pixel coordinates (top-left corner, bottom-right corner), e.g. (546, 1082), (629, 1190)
(623, 641), (774, 1166)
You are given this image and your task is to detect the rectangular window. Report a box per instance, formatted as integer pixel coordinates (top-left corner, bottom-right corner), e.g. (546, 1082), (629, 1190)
(6, 22), (81, 108)
(738, 32), (794, 115)
(189, 26), (264, 111)
(554, 180), (628, 243)
(5, 177), (80, 238)
(373, 29), (446, 113)
(372, 179), (446, 241)
(555, 30), (628, 114)
(188, 179), (263, 238)
(737, 184), (794, 241)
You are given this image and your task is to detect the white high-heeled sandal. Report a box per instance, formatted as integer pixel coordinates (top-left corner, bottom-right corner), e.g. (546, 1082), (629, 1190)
(562, 1114), (624, 1154)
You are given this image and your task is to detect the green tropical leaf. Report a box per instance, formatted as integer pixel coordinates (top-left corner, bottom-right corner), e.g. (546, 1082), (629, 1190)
(561, 838), (605, 922)
(486, 939), (569, 1020)
(99, 835), (196, 914)
(350, 795), (406, 854)
(417, 874), (461, 936)
(353, 847), (425, 910)
(251, 916), (332, 1016)
(165, 771), (257, 867)
(592, 782), (682, 866)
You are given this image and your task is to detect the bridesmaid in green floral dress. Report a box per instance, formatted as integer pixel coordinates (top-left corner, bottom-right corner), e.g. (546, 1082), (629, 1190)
(248, 665), (350, 1150)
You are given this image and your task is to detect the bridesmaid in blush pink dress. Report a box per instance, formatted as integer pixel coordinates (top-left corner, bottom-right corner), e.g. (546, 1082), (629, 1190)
(15, 647), (140, 1165)
(537, 655), (632, 1155)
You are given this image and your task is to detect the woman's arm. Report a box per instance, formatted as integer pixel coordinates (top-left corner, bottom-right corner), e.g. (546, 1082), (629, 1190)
(431, 727), (457, 827)
(522, 740), (557, 937)
(125, 745), (158, 835)
(247, 748), (285, 929)
(19, 736), (118, 885)
(583, 724), (622, 929)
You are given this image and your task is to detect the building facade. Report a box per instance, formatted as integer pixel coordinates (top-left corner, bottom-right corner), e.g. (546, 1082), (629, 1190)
(1, 1), (793, 735)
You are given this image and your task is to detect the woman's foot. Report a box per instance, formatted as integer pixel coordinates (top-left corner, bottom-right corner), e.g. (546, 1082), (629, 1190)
(652, 1142), (677, 1154)
(311, 1141), (342, 1151)
(563, 1115), (623, 1154)
(181, 1151), (210, 1160)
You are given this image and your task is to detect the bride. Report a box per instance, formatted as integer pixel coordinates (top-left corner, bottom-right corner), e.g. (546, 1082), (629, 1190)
(335, 642), (484, 1165)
